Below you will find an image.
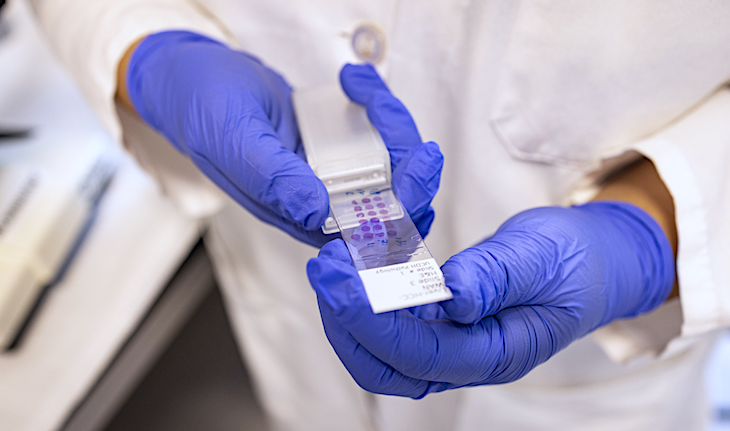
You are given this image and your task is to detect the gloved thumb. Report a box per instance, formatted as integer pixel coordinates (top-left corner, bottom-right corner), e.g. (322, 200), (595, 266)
(393, 141), (443, 236)
(439, 208), (586, 325)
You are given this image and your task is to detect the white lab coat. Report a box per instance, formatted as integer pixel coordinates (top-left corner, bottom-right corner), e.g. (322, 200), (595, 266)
(28, 0), (730, 430)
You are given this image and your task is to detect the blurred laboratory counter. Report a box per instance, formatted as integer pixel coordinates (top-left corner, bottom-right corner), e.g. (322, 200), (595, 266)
(1, 2), (729, 431)
(0, 1), (212, 430)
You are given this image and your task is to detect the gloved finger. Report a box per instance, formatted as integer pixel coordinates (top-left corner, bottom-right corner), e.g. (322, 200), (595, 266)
(198, 110), (330, 230)
(392, 141), (443, 233)
(438, 246), (507, 325)
(262, 69), (301, 154)
(315, 282), (432, 398)
(407, 303), (448, 320)
(439, 209), (587, 324)
(478, 304), (578, 384)
(309, 241), (458, 396)
(188, 152), (337, 246)
(314, 238), (353, 262)
(312, 246), (575, 390)
(308, 241), (507, 384)
(347, 303), (576, 387)
(339, 64), (422, 165)
(316, 240), (447, 321)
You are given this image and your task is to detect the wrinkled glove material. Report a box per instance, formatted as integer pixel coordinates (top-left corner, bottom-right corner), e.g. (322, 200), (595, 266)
(127, 32), (442, 243)
(308, 201), (675, 398)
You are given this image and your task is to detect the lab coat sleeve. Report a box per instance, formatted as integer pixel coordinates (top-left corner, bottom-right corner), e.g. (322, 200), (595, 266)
(27, 0), (238, 217)
(591, 87), (730, 364)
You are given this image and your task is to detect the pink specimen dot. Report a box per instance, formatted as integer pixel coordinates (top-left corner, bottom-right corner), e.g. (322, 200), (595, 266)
(387, 230), (398, 236)
(361, 226), (371, 232)
(377, 203), (386, 208)
(364, 233), (374, 239)
(354, 206), (362, 211)
(359, 219), (368, 225)
(373, 225), (383, 231)
(379, 210), (389, 215)
(365, 204), (374, 210)
(385, 221), (395, 228)
(362, 198), (371, 203)
(368, 211), (377, 216)
(351, 200), (358, 205)
(370, 217), (380, 223)
(356, 213), (365, 218)
(351, 234), (361, 240)
(373, 196), (382, 201)
(375, 232), (385, 237)
(382, 217), (392, 222)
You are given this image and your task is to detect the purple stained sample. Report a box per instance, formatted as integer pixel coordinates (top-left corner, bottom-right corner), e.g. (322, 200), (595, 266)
(364, 233), (374, 239)
(375, 232), (385, 237)
(385, 221), (395, 228)
(365, 204), (374, 210)
(361, 225), (371, 232)
(368, 211), (377, 216)
(373, 196), (382, 201)
(362, 198), (371, 203)
(373, 225), (383, 231)
(354, 206), (362, 211)
(351, 234), (361, 240)
(377, 203), (386, 208)
(379, 210), (389, 215)
(358, 219), (368, 224)
(356, 213), (365, 218)
(352, 200), (358, 205)
(370, 217), (379, 223)
(387, 230), (398, 237)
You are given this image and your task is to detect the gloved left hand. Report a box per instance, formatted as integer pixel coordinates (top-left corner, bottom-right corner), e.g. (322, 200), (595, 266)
(307, 201), (675, 398)
(126, 31), (441, 245)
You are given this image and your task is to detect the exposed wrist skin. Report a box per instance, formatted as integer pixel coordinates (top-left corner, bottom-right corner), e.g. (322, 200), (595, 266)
(593, 156), (679, 299)
(116, 37), (144, 114)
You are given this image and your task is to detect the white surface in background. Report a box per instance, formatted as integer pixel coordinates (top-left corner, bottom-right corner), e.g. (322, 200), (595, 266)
(707, 331), (730, 431)
(0, 1), (200, 430)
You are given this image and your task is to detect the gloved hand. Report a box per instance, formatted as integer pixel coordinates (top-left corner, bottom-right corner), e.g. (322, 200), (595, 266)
(307, 201), (675, 397)
(127, 31), (442, 245)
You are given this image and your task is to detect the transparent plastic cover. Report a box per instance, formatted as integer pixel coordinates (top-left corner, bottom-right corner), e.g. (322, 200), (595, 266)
(295, 84), (452, 313)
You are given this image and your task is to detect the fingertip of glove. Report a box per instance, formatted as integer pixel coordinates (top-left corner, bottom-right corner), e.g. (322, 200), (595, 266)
(408, 142), (443, 183)
(306, 258), (338, 311)
(318, 239), (352, 261)
(340, 63), (379, 83)
(421, 141), (444, 162)
(307, 240), (355, 287)
(414, 208), (435, 238)
(275, 174), (330, 230)
(340, 63), (388, 105)
(306, 253), (369, 321)
(440, 259), (485, 325)
(300, 204), (329, 231)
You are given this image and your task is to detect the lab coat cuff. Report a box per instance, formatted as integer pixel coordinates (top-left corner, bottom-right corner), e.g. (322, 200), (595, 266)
(31, 0), (238, 218)
(634, 89), (730, 336)
(33, 0), (237, 142)
(587, 88), (730, 363)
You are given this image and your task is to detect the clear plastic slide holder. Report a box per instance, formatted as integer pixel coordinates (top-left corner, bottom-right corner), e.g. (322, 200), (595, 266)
(294, 85), (452, 313)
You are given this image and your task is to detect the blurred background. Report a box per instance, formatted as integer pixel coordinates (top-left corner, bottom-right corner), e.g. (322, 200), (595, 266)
(0, 0), (727, 430)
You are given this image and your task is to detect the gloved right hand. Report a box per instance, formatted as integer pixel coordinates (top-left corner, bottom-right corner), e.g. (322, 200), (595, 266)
(307, 201), (675, 397)
(126, 32), (443, 246)
(126, 30), (329, 244)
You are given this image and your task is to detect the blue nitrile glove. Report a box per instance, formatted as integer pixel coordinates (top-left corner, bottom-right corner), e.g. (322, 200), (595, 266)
(127, 31), (442, 245)
(339, 64), (440, 236)
(307, 201), (675, 398)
